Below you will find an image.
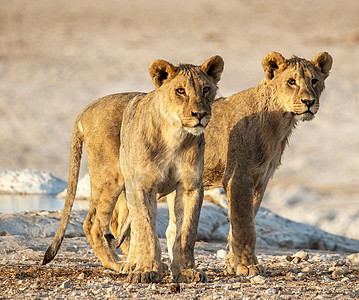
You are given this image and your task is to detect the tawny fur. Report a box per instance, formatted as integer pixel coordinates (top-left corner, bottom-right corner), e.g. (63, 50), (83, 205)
(113, 51), (333, 277)
(198, 52), (332, 276)
(42, 56), (224, 284)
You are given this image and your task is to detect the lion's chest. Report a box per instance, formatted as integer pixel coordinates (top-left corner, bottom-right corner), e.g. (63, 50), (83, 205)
(121, 129), (201, 195)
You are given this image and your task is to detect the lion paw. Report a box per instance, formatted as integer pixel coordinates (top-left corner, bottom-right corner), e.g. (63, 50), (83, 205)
(127, 270), (162, 283)
(232, 264), (265, 276)
(173, 269), (207, 283)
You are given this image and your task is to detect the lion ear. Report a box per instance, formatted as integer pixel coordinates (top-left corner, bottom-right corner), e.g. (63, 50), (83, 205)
(312, 52), (333, 79)
(201, 55), (224, 84)
(149, 59), (177, 88)
(262, 52), (286, 80)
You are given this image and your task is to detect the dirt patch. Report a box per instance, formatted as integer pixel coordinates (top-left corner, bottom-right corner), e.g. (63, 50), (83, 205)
(0, 237), (358, 299)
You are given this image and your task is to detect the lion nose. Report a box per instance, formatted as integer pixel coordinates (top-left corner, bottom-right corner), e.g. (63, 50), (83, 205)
(301, 99), (316, 107)
(191, 111), (207, 120)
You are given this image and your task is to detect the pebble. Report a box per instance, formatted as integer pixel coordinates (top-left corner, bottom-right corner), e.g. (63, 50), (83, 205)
(323, 276), (334, 283)
(293, 250), (309, 262)
(216, 249), (227, 260)
(60, 280), (71, 289)
(169, 283), (180, 293)
(286, 272), (297, 280)
(149, 283), (157, 291)
(331, 271), (341, 278)
(331, 259), (346, 267)
(266, 288), (277, 295)
(328, 266), (348, 275)
(341, 277), (350, 283)
(249, 275), (266, 284)
(292, 256), (301, 263)
(297, 272), (307, 279)
(347, 253), (359, 264)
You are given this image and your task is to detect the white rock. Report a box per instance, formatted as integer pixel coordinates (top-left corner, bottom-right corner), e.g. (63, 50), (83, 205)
(250, 275), (266, 284)
(216, 249), (228, 260)
(347, 253), (359, 264)
(57, 174), (90, 199)
(294, 250), (309, 261)
(0, 169), (66, 195)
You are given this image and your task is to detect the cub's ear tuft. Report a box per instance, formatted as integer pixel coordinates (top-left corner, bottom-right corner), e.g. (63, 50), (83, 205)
(312, 52), (333, 79)
(149, 59), (177, 88)
(262, 52), (286, 80)
(201, 55), (224, 84)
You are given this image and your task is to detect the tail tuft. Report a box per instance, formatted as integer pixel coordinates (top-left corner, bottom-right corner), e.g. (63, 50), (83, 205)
(42, 244), (58, 265)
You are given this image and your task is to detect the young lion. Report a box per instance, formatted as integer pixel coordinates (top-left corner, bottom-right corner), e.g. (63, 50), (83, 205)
(199, 51), (333, 276)
(112, 52), (333, 277)
(42, 55), (224, 284)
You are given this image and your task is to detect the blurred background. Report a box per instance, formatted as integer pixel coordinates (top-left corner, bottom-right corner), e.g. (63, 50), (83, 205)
(0, 0), (358, 238)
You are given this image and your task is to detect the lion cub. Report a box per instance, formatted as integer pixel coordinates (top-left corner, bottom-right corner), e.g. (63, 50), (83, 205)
(43, 56), (224, 284)
(200, 52), (333, 276)
(118, 56), (224, 283)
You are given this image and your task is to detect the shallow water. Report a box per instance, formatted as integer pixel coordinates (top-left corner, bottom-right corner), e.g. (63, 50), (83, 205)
(0, 194), (89, 213)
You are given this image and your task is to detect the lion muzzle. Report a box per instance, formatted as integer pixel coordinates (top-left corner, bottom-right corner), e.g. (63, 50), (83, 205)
(181, 113), (211, 129)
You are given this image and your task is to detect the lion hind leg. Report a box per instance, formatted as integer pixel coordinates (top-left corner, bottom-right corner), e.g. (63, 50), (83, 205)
(106, 213), (131, 250)
(224, 174), (265, 277)
(108, 192), (131, 258)
(83, 180), (125, 271)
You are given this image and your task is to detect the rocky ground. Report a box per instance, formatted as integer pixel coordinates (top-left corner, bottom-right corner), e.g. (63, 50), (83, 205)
(1, 0), (359, 240)
(0, 237), (358, 299)
(1, 206), (358, 299)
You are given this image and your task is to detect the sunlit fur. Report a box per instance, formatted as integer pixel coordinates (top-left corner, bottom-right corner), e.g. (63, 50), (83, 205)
(42, 55), (224, 284)
(197, 52), (332, 276)
(113, 51), (332, 279)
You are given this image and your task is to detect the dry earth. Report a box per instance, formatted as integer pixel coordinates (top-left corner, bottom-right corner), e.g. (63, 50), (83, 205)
(1, 0), (359, 236)
(1, 237), (359, 299)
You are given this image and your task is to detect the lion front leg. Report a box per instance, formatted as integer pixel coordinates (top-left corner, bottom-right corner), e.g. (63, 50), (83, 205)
(165, 192), (176, 262)
(170, 183), (207, 283)
(124, 186), (163, 283)
(225, 174), (265, 276)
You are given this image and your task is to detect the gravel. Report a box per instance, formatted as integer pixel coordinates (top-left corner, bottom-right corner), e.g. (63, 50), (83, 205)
(0, 237), (358, 299)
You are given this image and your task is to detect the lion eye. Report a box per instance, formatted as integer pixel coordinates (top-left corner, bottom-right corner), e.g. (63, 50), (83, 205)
(288, 79), (296, 86)
(312, 78), (319, 86)
(176, 88), (186, 95)
(203, 87), (211, 94)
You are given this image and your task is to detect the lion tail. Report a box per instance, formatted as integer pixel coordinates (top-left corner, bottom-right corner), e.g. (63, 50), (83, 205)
(42, 116), (84, 265)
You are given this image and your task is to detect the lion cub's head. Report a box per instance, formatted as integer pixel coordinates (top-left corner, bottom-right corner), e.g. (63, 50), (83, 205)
(149, 56), (224, 135)
(262, 52), (333, 121)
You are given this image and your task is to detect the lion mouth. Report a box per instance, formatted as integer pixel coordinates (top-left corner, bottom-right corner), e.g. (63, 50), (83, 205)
(292, 110), (315, 121)
(181, 116), (211, 129)
(292, 110), (314, 116)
